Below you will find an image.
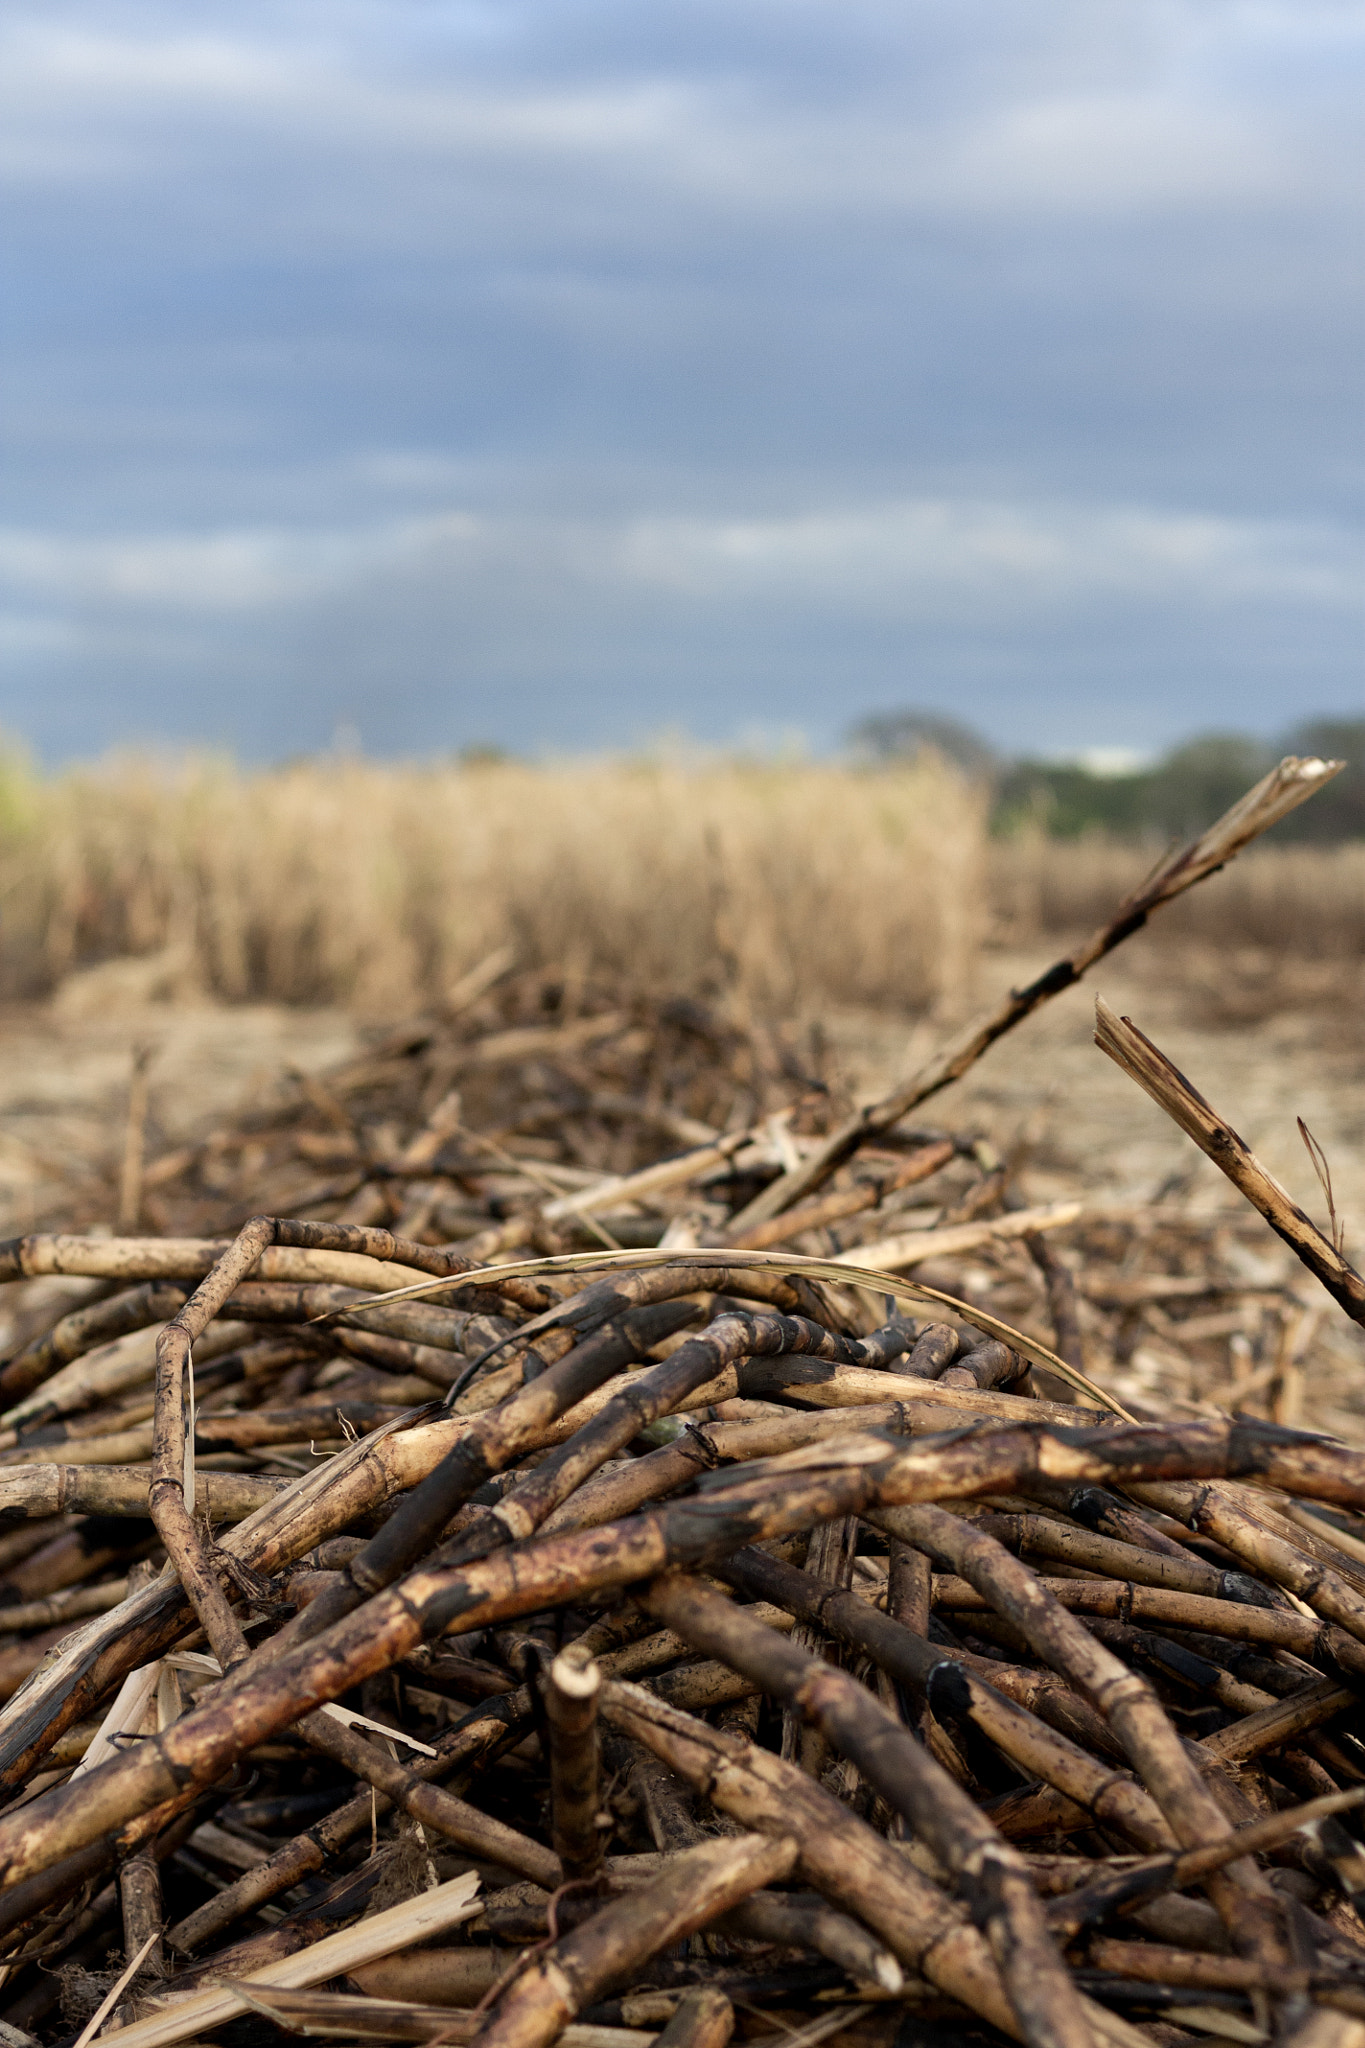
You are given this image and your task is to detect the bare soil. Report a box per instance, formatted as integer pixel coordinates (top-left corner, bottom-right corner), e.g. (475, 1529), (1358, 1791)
(0, 941), (1360, 1433)
(1, 945), (1360, 1251)
(0, 998), (359, 1236)
(829, 945), (1365, 1232)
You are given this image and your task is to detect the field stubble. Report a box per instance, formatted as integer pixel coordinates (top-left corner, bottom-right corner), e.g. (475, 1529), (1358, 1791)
(0, 758), (1360, 2042)
(0, 751), (1360, 1424)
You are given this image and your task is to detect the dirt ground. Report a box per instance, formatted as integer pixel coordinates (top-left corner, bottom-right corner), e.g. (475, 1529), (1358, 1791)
(0, 941), (1360, 1255)
(0, 936), (1359, 1430)
(831, 946), (1365, 1232)
(0, 997), (360, 1237)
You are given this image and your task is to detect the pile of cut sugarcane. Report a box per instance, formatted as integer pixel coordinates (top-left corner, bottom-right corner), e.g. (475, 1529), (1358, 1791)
(0, 758), (1362, 2048)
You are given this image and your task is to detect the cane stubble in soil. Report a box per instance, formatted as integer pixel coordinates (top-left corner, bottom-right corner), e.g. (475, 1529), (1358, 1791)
(0, 759), (1361, 2048)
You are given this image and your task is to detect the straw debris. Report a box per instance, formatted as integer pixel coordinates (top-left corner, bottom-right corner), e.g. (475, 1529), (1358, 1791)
(0, 758), (1360, 2048)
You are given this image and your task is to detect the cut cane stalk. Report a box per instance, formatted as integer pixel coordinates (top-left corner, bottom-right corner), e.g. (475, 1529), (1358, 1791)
(640, 1572), (1098, 2048)
(727, 754), (1343, 1229)
(1094, 999), (1365, 1330)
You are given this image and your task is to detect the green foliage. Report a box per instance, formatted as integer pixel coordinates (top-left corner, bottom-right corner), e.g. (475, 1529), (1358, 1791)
(1143, 734), (1275, 837)
(846, 709), (998, 780)
(0, 737), (39, 845)
(992, 761), (1152, 838)
(1273, 720), (1365, 842)
(458, 743), (516, 769)
(845, 706), (1364, 842)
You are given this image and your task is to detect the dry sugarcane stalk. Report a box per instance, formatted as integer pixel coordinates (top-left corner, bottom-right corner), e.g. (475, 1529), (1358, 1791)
(239, 1296), (702, 1665)
(293, 1703), (561, 1886)
(778, 1512), (856, 1770)
(544, 1645), (606, 1883)
(1094, 999), (1365, 1329)
(353, 1950), (540, 2004)
(1047, 1784), (1365, 1937)
(234, 1987), (659, 2045)
(598, 1677), (1015, 2033)
(867, 1501), (1289, 1961)
(1081, 1942), (1336, 1994)
(829, 1200), (1082, 1275)
(419, 1313), (917, 1575)
(599, 1680), (1149, 2048)
(151, 1216), (281, 1670)
(1199, 1677), (1354, 1762)
(0, 1374), (659, 1784)
(117, 1847), (164, 1986)
(6, 1315), (257, 1434)
(84, 1870), (484, 2048)
(0, 1409), (1301, 1794)
(0, 1582), (128, 1633)
(310, 1246), (1129, 1414)
(540, 1127), (760, 1222)
(929, 1574), (1365, 1677)
(319, 1256), (845, 1351)
(3, 1405), (1364, 1892)
(652, 1987), (735, 2048)
(0, 1408), (444, 1785)
(730, 753), (1343, 1228)
(0, 1234), (486, 1297)
(1126, 1476), (1365, 1649)
(716, 1891), (901, 1992)
(721, 1545), (1173, 1851)
(724, 1137), (956, 1250)
(886, 1535), (932, 1632)
(1, 1282), (190, 1403)
(536, 1384), (1143, 1544)
(639, 1571), (1101, 2048)
(4, 975), (1365, 2048)
(166, 1604), (644, 1954)
(476, 1832), (797, 2048)
(956, 1507), (1248, 1597)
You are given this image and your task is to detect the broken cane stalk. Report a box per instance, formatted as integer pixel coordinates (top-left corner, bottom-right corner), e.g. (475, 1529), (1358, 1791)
(1094, 997), (1365, 1329)
(730, 753), (1343, 1228)
(545, 1645), (605, 1884)
(641, 1571), (1098, 2048)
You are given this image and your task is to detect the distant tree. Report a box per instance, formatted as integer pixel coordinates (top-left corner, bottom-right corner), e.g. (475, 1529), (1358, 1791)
(846, 709), (996, 780)
(993, 733), (1274, 842)
(1141, 733), (1274, 839)
(458, 744), (515, 768)
(991, 761), (1151, 838)
(861, 711), (1364, 842)
(1272, 719), (1365, 841)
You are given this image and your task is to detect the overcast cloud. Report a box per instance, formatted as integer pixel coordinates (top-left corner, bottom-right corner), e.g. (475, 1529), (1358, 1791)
(2, 0), (1361, 760)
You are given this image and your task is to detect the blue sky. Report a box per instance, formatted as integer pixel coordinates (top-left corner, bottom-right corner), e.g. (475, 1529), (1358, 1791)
(1, 0), (1362, 760)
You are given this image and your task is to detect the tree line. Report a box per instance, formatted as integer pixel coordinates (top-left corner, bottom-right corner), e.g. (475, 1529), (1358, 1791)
(847, 712), (1365, 842)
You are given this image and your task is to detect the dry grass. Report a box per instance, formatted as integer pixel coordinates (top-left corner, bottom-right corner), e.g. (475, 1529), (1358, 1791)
(0, 753), (986, 1017)
(0, 752), (1359, 1023)
(991, 831), (1365, 1033)
(991, 830), (1365, 955)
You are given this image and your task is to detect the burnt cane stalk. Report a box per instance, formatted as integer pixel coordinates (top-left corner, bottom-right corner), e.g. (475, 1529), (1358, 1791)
(641, 1571), (1098, 2048)
(2, 1412), (1363, 1897)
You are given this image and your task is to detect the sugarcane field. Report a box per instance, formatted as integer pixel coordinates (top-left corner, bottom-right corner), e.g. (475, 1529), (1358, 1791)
(0, 752), (1361, 2048)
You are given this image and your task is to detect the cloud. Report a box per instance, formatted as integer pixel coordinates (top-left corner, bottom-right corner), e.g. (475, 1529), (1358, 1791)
(0, 526), (363, 611)
(603, 500), (1364, 610)
(0, 3), (1351, 223)
(923, 91), (1282, 210)
(0, 1), (1361, 760)
(0, 21), (701, 200)
(3, 496), (1357, 630)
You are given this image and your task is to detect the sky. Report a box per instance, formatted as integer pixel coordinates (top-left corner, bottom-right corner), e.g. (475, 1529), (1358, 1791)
(1, 0), (1362, 762)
